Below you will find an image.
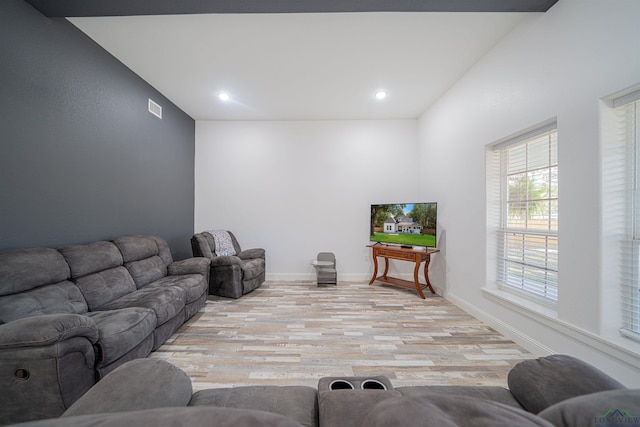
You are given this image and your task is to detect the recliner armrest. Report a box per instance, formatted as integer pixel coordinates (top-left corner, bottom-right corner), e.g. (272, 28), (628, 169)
(237, 248), (265, 260)
(210, 255), (242, 267)
(0, 313), (98, 349)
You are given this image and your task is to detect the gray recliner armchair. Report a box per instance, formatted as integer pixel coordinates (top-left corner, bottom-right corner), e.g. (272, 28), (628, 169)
(191, 231), (265, 298)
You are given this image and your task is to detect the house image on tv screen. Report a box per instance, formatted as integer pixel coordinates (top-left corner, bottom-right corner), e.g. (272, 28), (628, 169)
(383, 215), (423, 234)
(370, 202), (437, 247)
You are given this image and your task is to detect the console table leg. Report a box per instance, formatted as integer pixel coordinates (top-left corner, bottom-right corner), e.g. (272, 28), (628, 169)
(382, 257), (390, 279)
(424, 254), (435, 294)
(368, 251), (378, 285)
(413, 257), (426, 299)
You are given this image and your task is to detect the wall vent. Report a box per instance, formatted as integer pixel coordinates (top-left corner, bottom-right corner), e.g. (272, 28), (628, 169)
(148, 98), (162, 119)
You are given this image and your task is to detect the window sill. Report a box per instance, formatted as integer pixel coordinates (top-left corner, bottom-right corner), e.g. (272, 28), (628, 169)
(482, 287), (558, 321)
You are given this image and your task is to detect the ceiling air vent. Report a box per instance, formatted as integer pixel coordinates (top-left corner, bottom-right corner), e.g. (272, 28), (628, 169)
(148, 98), (162, 119)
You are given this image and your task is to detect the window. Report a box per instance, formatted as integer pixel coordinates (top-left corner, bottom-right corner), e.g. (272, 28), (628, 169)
(606, 89), (640, 340)
(487, 121), (558, 303)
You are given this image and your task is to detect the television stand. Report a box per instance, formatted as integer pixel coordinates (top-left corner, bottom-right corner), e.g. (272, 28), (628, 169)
(367, 244), (439, 299)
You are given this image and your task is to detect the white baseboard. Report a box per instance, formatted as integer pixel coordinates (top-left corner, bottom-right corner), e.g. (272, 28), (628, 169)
(266, 273), (314, 281)
(265, 273), (373, 282)
(447, 292), (555, 356)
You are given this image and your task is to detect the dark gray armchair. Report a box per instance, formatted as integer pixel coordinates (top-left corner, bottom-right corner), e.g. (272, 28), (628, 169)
(191, 231), (265, 298)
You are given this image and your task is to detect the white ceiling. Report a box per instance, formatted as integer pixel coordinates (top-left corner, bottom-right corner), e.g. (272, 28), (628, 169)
(69, 12), (530, 121)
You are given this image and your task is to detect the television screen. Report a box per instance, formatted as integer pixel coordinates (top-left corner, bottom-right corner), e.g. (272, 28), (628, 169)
(370, 203), (437, 248)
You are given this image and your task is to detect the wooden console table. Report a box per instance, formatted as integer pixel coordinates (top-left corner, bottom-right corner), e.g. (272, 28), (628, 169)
(367, 244), (439, 299)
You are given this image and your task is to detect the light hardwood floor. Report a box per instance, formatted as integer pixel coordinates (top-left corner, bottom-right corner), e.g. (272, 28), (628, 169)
(151, 281), (533, 391)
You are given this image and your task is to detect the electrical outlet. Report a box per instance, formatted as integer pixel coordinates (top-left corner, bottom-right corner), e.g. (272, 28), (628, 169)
(364, 255), (369, 261)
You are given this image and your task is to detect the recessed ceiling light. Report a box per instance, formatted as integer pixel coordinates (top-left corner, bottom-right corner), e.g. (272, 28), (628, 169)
(375, 91), (388, 100)
(218, 92), (230, 102)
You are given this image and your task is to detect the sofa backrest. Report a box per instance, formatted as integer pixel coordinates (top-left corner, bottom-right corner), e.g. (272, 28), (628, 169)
(191, 233), (214, 259)
(0, 235), (176, 317)
(191, 231), (242, 259)
(113, 235), (173, 288)
(0, 248), (88, 323)
(59, 241), (136, 311)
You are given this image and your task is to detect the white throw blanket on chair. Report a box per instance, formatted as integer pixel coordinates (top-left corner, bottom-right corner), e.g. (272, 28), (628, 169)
(206, 230), (236, 256)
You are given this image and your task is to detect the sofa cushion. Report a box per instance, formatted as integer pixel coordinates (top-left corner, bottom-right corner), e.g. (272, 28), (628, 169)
(538, 389), (640, 427)
(97, 285), (185, 326)
(0, 281), (88, 323)
(0, 248), (70, 295)
(149, 235), (174, 266)
(86, 308), (156, 366)
(358, 395), (553, 427)
(74, 267), (137, 311)
(396, 385), (523, 409)
(114, 235), (160, 263)
(114, 236), (172, 288)
(146, 274), (206, 305)
(507, 355), (626, 413)
(59, 242), (123, 279)
(190, 386), (318, 427)
(126, 256), (167, 288)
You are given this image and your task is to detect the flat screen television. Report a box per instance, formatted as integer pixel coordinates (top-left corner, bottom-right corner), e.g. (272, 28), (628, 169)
(370, 202), (437, 248)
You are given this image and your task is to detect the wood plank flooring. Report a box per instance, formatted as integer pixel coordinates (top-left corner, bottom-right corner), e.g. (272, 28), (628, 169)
(151, 281), (533, 391)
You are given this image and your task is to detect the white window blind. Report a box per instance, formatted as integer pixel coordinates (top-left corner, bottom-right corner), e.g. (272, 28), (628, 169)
(608, 91), (640, 340)
(488, 123), (558, 302)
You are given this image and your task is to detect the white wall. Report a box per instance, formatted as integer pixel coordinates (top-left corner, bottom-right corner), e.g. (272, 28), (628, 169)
(194, 0), (640, 385)
(195, 120), (420, 281)
(417, 0), (640, 385)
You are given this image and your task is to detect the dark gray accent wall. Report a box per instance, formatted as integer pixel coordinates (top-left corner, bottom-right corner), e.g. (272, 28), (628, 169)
(0, 0), (195, 259)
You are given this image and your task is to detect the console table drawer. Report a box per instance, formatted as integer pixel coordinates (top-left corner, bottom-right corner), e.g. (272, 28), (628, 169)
(377, 250), (414, 260)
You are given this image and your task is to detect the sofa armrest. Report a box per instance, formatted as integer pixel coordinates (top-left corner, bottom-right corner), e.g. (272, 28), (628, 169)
(539, 389), (640, 427)
(63, 359), (193, 417)
(168, 257), (210, 277)
(237, 248), (265, 260)
(0, 314), (98, 349)
(507, 354), (626, 414)
(210, 255), (242, 267)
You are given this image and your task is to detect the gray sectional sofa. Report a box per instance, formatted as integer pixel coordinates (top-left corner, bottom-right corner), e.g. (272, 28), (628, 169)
(7, 354), (638, 427)
(0, 235), (210, 425)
